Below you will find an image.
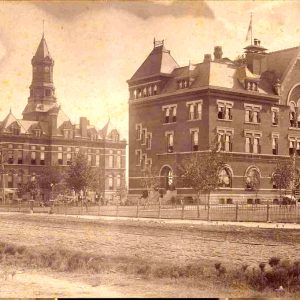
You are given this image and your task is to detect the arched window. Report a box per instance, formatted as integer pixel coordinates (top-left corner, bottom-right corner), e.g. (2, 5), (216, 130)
(245, 167), (260, 190)
(218, 167), (232, 188)
(160, 166), (174, 190)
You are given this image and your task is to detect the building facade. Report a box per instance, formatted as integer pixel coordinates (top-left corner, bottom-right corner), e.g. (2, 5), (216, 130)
(0, 35), (126, 202)
(128, 38), (300, 203)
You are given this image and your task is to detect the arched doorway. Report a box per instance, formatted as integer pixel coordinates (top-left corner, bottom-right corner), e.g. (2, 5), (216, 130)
(160, 165), (174, 190)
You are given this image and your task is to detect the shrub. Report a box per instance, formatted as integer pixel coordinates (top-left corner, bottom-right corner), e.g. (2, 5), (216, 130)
(269, 257), (280, 267)
(259, 262), (266, 272)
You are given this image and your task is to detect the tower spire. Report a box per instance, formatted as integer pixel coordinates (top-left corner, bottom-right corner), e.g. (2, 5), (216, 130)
(42, 19), (45, 38)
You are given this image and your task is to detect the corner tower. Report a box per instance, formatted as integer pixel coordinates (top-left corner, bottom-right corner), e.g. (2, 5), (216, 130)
(23, 35), (58, 121)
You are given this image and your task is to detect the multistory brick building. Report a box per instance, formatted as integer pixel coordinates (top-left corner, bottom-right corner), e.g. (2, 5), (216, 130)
(0, 35), (126, 202)
(128, 38), (300, 203)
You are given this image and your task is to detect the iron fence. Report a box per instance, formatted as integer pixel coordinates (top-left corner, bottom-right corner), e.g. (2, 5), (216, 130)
(0, 199), (299, 224)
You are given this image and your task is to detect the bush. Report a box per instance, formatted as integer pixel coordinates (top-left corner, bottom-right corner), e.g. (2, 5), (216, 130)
(269, 257), (280, 267)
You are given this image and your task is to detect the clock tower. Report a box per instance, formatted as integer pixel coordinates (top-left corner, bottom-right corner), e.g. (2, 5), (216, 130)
(23, 35), (58, 121)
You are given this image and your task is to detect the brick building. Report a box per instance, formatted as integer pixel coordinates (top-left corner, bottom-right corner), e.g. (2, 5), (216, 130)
(128, 38), (300, 203)
(0, 35), (126, 202)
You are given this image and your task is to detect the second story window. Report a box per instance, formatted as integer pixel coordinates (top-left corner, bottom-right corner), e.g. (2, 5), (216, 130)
(272, 135), (279, 155)
(187, 100), (202, 121)
(217, 100), (233, 121)
(166, 131), (174, 153)
(217, 127), (233, 152)
(271, 107), (279, 126)
(162, 105), (177, 124)
(31, 146), (36, 165)
(135, 149), (141, 166)
(95, 154), (100, 167)
(190, 128), (199, 151)
(40, 146), (45, 165)
(141, 129), (147, 145)
(136, 124), (142, 140)
(108, 150), (114, 168)
(146, 133), (152, 150)
(17, 148), (23, 164)
(244, 104), (262, 124)
(67, 147), (72, 165)
(58, 146), (63, 165)
(7, 144), (13, 164)
(244, 130), (262, 154)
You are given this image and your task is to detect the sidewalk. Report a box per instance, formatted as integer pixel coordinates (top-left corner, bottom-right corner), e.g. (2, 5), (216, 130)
(2, 211), (299, 230)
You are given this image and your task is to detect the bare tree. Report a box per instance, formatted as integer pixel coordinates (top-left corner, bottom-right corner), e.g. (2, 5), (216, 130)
(140, 165), (160, 203)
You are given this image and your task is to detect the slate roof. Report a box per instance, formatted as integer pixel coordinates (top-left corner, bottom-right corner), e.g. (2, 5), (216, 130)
(129, 44), (179, 82)
(33, 36), (52, 61)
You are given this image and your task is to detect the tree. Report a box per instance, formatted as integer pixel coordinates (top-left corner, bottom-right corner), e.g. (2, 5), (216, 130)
(140, 165), (160, 203)
(65, 152), (102, 196)
(271, 159), (294, 201)
(180, 147), (226, 219)
(38, 165), (65, 200)
(17, 180), (39, 200)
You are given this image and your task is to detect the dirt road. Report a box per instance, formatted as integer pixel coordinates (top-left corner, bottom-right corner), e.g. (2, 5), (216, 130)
(0, 213), (299, 267)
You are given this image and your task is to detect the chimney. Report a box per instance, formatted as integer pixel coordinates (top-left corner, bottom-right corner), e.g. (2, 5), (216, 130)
(214, 46), (223, 60)
(80, 117), (88, 138)
(203, 54), (212, 63)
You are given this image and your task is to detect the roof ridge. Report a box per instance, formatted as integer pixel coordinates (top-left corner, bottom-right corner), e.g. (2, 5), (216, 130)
(268, 46), (299, 54)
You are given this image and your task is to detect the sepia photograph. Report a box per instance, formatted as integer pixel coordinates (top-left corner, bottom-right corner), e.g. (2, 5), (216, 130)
(0, 0), (300, 298)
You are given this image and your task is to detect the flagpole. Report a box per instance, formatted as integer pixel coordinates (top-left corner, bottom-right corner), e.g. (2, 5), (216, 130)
(251, 12), (253, 45)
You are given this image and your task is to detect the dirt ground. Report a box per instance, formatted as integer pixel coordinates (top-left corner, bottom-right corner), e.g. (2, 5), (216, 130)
(0, 213), (299, 297)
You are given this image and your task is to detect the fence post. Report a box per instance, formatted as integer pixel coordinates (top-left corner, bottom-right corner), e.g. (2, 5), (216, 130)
(158, 197), (161, 219)
(235, 202), (239, 222)
(266, 201), (270, 222)
(136, 197), (140, 218)
(181, 198), (185, 220)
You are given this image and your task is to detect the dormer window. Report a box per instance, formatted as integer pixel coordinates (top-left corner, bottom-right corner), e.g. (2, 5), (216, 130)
(177, 78), (189, 89)
(34, 129), (41, 137)
(153, 84), (158, 95)
(245, 80), (258, 92)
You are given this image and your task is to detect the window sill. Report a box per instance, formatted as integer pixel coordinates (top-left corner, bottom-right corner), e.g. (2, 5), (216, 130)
(272, 124), (279, 127)
(288, 127), (300, 131)
(217, 118), (232, 122)
(163, 122), (176, 125)
(187, 118), (201, 122)
(244, 122), (261, 125)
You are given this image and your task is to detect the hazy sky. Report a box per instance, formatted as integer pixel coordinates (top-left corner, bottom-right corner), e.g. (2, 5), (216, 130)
(0, 1), (300, 138)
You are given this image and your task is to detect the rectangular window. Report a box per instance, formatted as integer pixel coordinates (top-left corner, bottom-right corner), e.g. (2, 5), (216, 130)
(290, 140), (296, 155)
(95, 155), (100, 167)
(135, 150), (141, 166)
(141, 154), (146, 170)
(217, 101), (233, 121)
(253, 137), (260, 154)
(164, 107), (170, 123)
(40, 146), (45, 165)
(116, 175), (121, 188)
(146, 133), (152, 150)
(224, 135), (232, 152)
(166, 133), (174, 153)
(272, 110), (279, 126)
(245, 104), (262, 124)
(191, 130), (199, 151)
(17, 150), (23, 164)
(75, 147), (80, 154)
(172, 106), (176, 122)
(187, 100), (203, 121)
(108, 175), (113, 190)
(297, 141), (300, 156)
(136, 124), (142, 140)
(141, 129), (147, 145)
(87, 154), (92, 165)
(245, 137), (251, 153)
(8, 150), (13, 164)
(7, 174), (13, 188)
(31, 151), (36, 165)
(272, 137), (279, 155)
(108, 152), (114, 168)
(58, 146), (63, 165)
(116, 151), (121, 169)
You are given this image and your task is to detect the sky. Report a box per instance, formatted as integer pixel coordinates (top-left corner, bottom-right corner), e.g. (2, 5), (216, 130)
(0, 0), (300, 139)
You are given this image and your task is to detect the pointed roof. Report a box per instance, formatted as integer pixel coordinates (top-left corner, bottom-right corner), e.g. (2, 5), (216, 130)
(99, 118), (120, 139)
(33, 35), (52, 61)
(129, 42), (179, 82)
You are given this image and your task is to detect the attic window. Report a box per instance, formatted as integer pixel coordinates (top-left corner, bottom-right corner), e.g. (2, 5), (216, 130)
(245, 80), (258, 92)
(34, 129), (41, 137)
(12, 126), (20, 135)
(177, 78), (189, 89)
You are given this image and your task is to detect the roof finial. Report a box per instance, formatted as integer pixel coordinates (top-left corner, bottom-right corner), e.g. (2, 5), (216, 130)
(153, 37), (156, 48)
(9, 107), (12, 114)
